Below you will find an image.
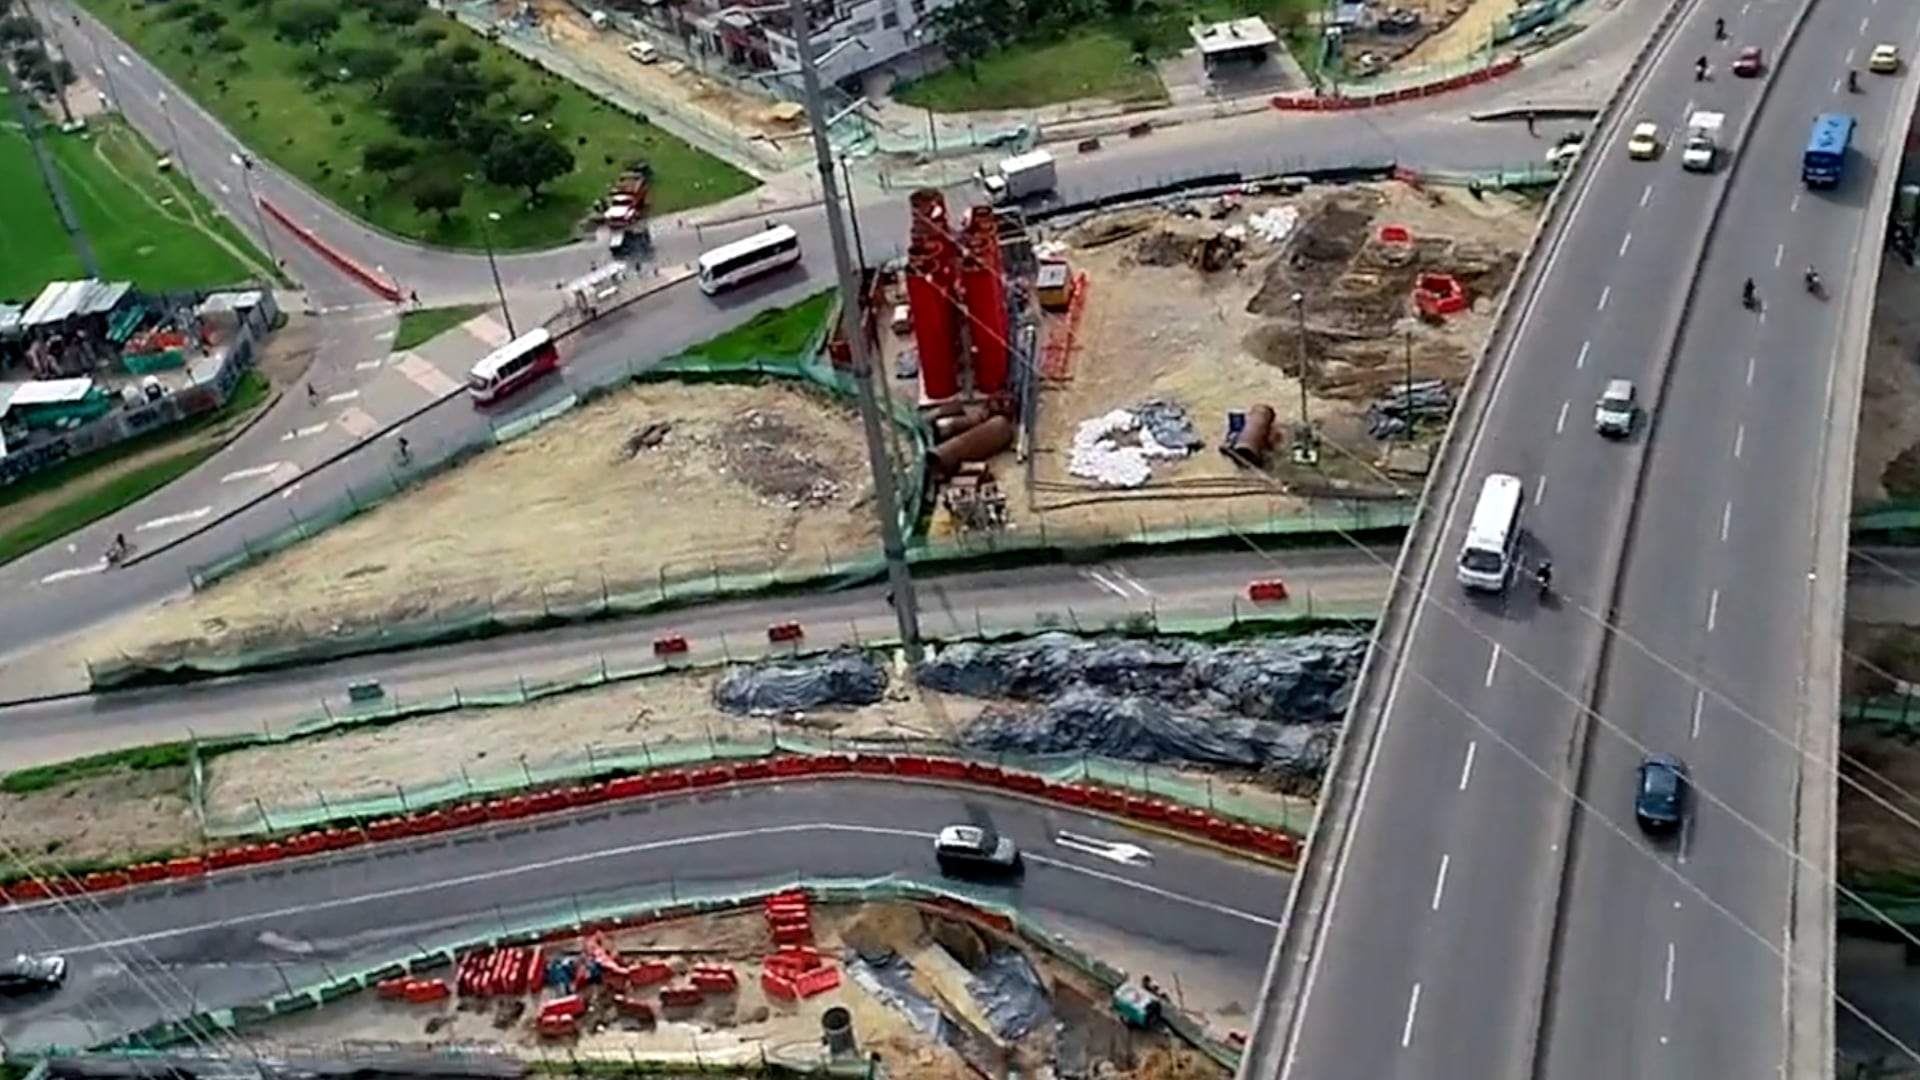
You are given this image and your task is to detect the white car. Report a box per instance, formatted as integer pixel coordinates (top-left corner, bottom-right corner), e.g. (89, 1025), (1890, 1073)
(1626, 122), (1660, 160)
(625, 40), (660, 63)
(1594, 378), (1637, 438)
(1871, 44), (1900, 74)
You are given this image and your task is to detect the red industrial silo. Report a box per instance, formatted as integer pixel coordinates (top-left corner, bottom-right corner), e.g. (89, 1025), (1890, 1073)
(961, 206), (1009, 395)
(907, 189), (962, 400)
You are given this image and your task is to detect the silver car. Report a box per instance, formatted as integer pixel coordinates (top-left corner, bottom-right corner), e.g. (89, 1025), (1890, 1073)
(934, 825), (1023, 878)
(1594, 378), (1637, 438)
(0, 954), (65, 995)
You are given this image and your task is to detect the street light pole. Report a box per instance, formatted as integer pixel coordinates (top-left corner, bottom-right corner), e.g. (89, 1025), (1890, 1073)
(1402, 328), (1415, 442)
(155, 90), (194, 188)
(791, 0), (923, 660)
(1291, 290), (1316, 465)
(4, 55), (98, 278)
(482, 211), (517, 337)
(230, 153), (281, 274)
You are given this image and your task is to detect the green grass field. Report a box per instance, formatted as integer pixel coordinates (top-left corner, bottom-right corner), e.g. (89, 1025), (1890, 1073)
(678, 291), (833, 366)
(72, 0), (756, 250)
(0, 108), (270, 301)
(392, 303), (488, 352)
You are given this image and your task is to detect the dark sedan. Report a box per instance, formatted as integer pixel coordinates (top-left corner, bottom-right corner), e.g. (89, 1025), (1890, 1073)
(1635, 754), (1692, 834)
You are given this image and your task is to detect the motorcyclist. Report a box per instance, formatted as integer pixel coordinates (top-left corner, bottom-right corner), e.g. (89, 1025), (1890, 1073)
(1714, 16), (1725, 39)
(1805, 265), (1821, 291)
(107, 533), (128, 566)
(1849, 68), (1860, 92)
(1695, 55), (1708, 80)
(396, 435), (411, 462)
(1535, 560), (1553, 593)
(1742, 277), (1757, 306)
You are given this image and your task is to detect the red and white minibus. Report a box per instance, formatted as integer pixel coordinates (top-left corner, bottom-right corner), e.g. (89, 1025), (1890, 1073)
(467, 327), (560, 406)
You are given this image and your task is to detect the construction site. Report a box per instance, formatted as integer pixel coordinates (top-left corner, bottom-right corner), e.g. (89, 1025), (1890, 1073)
(863, 178), (1538, 544)
(241, 896), (1229, 1078)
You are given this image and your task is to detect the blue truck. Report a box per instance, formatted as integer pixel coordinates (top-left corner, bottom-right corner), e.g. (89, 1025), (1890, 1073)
(1803, 112), (1857, 188)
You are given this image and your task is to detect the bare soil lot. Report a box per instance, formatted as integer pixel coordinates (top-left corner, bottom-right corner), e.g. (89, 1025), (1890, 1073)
(82, 380), (877, 668)
(939, 181), (1534, 541)
(1858, 257), (1920, 504)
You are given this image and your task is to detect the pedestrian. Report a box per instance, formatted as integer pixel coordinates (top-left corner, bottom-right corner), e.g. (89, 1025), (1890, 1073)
(1525, 112), (1537, 137)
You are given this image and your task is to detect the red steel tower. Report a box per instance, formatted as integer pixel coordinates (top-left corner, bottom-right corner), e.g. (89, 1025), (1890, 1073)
(906, 189), (962, 400)
(960, 205), (1009, 395)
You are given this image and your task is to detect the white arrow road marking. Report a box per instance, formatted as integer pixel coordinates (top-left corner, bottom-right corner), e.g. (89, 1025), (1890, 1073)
(135, 506), (211, 533)
(1054, 830), (1154, 866)
(40, 561), (107, 585)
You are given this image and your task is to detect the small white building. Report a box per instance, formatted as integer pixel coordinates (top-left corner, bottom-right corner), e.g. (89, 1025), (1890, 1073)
(1190, 17), (1280, 74)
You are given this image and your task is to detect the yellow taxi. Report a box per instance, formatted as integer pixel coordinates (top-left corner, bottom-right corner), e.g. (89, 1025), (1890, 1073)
(1626, 121), (1661, 160)
(1870, 44), (1900, 74)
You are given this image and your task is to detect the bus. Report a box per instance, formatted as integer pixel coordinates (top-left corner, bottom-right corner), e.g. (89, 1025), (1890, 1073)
(1456, 473), (1525, 592)
(697, 225), (802, 294)
(468, 327), (560, 406)
(1802, 112), (1855, 188)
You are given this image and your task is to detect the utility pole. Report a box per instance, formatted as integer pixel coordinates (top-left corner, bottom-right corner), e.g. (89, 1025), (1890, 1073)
(791, 0), (923, 660)
(4, 55), (98, 278)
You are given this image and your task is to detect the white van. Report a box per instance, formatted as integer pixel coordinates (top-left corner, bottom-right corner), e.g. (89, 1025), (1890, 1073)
(625, 40), (660, 63)
(1457, 473), (1525, 592)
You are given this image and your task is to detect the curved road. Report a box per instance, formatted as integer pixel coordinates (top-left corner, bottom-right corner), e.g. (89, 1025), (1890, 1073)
(0, 782), (1288, 1052)
(1262, 0), (1920, 1076)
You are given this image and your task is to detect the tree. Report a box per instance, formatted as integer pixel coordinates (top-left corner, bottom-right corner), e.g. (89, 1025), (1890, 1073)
(445, 41), (480, 66)
(335, 44), (400, 91)
(410, 174), (464, 221)
(361, 138), (415, 173)
(481, 127), (574, 200)
(0, 14), (36, 48)
(365, 0), (422, 28)
(273, 0), (340, 51)
(187, 9), (227, 36)
(381, 57), (495, 143)
(209, 32), (244, 56)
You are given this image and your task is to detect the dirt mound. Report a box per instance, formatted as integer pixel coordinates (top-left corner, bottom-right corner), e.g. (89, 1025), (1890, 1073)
(1247, 193), (1384, 312)
(839, 903), (929, 959)
(722, 406), (849, 507)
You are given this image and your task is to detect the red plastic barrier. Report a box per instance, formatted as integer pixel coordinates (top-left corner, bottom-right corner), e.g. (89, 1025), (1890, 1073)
(128, 863), (170, 883)
(653, 770), (691, 791)
(792, 965), (842, 997)
(733, 760), (774, 782)
(659, 986), (705, 1008)
(766, 946), (822, 972)
(256, 197), (403, 301)
(404, 978), (451, 1003)
(7, 880), (48, 900)
(653, 635), (690, 656)
(368, 819), (410, 842)
(1045, 783), (1092, 806)
(631, 959), (675, 987)
(613, 994), (656, 1019)
(767, 621), (805, 643)
(1123, 796), (1169, 822)
(762, 969), (798, 1000)
(691, 964), (738, 991)
(852, 756), (896, 775)
(536, 1014), (578, 1038)
(541, 995), (587, 1020)
(1000, 771), (1047, 795)
(1248, 580), (1290, 602)
(895, 757), (931, 776)
(377, 977), (411, 999)
(607, 775), (653, 799)
(82, 871), (130, 892)
(1378, 225), (1412, 244)
(924, 759), (967, 781)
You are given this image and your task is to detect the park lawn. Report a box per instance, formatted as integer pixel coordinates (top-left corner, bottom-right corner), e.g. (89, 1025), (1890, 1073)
(678, 290), (833, 366)
(896, 0), (1311, 112)
(0, 107), (266, 301)
(71, 0), (756, 250)
(393, 303), (489, 352)
(0, 371), (272, 566)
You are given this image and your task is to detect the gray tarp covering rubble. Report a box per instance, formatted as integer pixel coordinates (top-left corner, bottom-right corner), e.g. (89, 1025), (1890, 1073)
(847, 954), (948, 1036)
(712, 648), (888, 714)
(1132, 399), (1204, 452)
(963, 691), (1336, 775)
(916, 633), (1366, 723)
(967, 949), (1053, 1041)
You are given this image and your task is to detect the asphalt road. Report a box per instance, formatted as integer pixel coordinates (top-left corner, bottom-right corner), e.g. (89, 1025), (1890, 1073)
(1270, 2), (1920, 1079)
(0, 782), (1289, 1052)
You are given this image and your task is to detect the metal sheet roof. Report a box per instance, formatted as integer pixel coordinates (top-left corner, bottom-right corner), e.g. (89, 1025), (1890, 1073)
(18, 280), (133, 328)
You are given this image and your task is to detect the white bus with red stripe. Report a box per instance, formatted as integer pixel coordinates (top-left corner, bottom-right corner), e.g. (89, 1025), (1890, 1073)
(697, 225), (802, 294)
(468, 327), (560, 406)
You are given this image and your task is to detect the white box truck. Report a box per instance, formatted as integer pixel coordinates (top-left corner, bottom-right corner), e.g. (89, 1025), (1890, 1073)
(982, 150), (1058, 204)
(1681, 111), (1724, 173)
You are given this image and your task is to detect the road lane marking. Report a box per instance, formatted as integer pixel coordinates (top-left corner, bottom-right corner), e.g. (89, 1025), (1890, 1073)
(1706, 589), (1720, 632)
(1746, 356), (1756, 386)
(215, 180), (230, 195)
(1773, 243), (1784, 268)
(324, 390), (361, 405)
(354, 358), (383, 372)
(1555, 400), (1569, 434)
(1845, 48), (1857, 66)
(1860, 16), (1870, 34)
(1430, 855), (1450, 911)
(1576, 340), (1590, 368)
(282, 423), (328, 442)
(1832, 76), (1845, 94)
(1664, 943), (1676, 1002)
(1107, 565), (1153, 598)
(1790, 193), (1802, 213)
(220, 462), (282, 484)
(1692, 689), (1705, 739)
(115, 53), (129, 66)
(395, 353), (464, 398)
(1597, 285), (1611, 312)
(1484, 645), (1501, 687)
(1733, 424), (1745, 459)
(1618, 233), (1633, 257)
(1640, 184), (1653, 208)
(1720, 501), (1732, 543)
(1400, 983), (1422, 1047)
(1458, 742), (1477, 791)
(48, 822), (1281, 955)
(1533, 475), (1547, 506)
(135, 506), (211, 533)
(40, 562), (105, 585)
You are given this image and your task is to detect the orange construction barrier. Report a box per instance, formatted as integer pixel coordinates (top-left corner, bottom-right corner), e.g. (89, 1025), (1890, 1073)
(652, 635), (690, 656)
(767, 621), (805, 643)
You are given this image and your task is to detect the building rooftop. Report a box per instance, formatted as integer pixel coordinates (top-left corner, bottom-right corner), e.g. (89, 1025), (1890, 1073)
(1190, 16), (1279, 55)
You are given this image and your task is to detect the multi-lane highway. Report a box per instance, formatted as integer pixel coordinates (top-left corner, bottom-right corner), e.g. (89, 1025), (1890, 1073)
(0, 783), (1287, 1051)
(1260, 0), (1920, 1076)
